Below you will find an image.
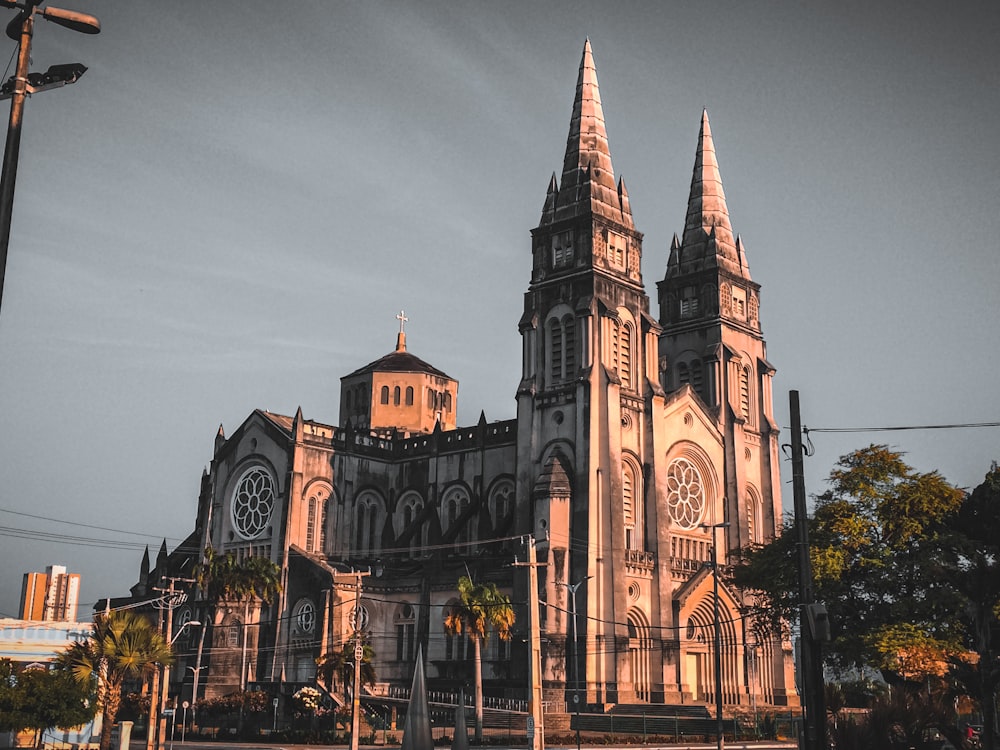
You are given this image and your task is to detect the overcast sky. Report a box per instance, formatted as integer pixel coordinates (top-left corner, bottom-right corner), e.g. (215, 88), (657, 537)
(0, 1), (997, 619)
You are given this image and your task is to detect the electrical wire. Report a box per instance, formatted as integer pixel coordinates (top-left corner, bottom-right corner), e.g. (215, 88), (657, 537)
(802, 420), (1000, 434)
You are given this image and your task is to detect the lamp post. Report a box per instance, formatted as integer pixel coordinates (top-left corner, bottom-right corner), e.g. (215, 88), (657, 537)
(185, 665), (207, 729)
(0, 0), (99, 317)
(746, 636), (758, 737)
(702, 521), (729, 750)
(557, 576), (591, 750)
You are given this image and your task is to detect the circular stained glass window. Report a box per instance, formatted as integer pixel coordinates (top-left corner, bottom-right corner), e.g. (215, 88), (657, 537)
(665, 457), (705, 530)
(231, 466), (275, 540)
(294, 599), (316, 635)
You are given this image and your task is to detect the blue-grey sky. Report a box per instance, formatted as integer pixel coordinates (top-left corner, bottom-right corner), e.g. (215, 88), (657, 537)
(1, 1), (998, 619)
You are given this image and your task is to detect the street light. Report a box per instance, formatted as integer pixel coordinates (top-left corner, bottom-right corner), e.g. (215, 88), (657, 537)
(0, 0), (99, 317)
(557, 576), (591, 750)
(701, 521), (729, 750)
(185, 665), (207, 728)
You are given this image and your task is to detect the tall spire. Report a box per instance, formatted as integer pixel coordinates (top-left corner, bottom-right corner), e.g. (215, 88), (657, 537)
(678, 110), (746, 278)
(544, 39), (632, 227)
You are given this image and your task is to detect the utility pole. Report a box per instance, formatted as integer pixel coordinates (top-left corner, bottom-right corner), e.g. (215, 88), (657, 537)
(514, 535), (545, 750)
(149, 577), (193, 750)
(789, 390), (826, 750)
(335, 569), (370, 750)
(701, 521), (729, 750)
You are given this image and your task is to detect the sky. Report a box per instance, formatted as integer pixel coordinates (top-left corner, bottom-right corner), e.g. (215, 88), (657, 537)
(0, 1), (998, 620)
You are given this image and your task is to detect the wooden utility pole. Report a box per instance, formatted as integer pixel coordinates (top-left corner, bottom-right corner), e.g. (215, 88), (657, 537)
(515, 535), (545, 750)
(149, 576), (194, 750)
(789, 390), (826, 750)
(334, 569), (370, 750)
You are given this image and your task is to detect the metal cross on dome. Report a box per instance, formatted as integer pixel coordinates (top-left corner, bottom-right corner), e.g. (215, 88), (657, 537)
(396, 310), (408, 333)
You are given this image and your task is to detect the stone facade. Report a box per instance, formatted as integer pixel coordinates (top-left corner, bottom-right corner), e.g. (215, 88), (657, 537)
(120, 40), (798, 713)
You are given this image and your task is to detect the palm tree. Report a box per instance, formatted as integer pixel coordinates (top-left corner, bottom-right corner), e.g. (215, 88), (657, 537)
(316, 640), (376, 710)
(193, 546), (282, 695)
(58, 610), (173, 750)
(443, 575), (515, 743)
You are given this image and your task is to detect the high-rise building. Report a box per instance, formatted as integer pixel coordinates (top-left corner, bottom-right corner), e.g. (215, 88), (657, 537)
(19, 565), (80, 622)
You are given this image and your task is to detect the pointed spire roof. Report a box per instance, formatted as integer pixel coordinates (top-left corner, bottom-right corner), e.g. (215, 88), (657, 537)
(676, 110), (747, 278)
(544, 39), (632, 227)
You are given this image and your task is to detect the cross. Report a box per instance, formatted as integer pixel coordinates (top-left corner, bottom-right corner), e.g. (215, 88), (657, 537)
(396, 310), (408, 333)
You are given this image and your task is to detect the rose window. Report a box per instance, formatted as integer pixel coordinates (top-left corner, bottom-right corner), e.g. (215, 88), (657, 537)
(231, 466), (275, 540)
(665, 458), (705, 529)
(294, 599), (316, 635)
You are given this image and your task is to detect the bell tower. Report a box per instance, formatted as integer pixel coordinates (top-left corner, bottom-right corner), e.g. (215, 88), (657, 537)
(515, 39), (665, 705)
(656, 110), (783, 555)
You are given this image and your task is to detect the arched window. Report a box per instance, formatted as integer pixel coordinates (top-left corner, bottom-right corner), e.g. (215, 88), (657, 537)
(488, 479), (514, 534)
(306, 497), (317, 551)
(441, 486), (472, 550)
(739, 366), (750, 419)
(380, 386), (389, 405)
(562, 314), (576, 378)
(547, 313), (576, 385)
(691, 359), (704, 400)
(627, 611), (652, 702)
(549, 318), (563, 383)
(677, 362), (690, 388)
(320, 498), (329, 552)
(227, 619), (242, 648)
(405, 386), (414, 406)
(443, 601), (469, 661)
(395, 603), (416, 662)
(622, 460), (642, 550)
(354, 492), (383, 557)
(746, 487), (763, 545)
(619, 321), (633, 390)
(393, 386), (401, 405)
(397, 493), (425, 557)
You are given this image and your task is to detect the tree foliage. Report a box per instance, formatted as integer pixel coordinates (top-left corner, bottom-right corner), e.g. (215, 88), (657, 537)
(0, 660), (93, 747)
(935, 464), (1000, 750)
(192, 546), (282, 693)
(315, 638), (376, 706)
(734, 445), (964, 675)
(57, 610), (172, 750)
(443, 575), (515, 743)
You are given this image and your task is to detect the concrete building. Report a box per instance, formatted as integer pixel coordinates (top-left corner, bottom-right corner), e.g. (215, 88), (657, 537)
(19, 565), (80, 623)
(110, 40), (797, 715)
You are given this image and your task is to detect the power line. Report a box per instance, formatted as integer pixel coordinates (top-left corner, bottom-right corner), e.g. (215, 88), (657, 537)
(803, 420), (1000, 434)
(0, 506), (186, 543)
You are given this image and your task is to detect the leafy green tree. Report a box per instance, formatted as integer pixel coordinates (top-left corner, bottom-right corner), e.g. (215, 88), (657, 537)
(443, 575), (515, 743)
(935, 464), (1000, 750)
(0, 660), (93, 748)
(734, 445), (964, 677)
(57, 610), (173, 750)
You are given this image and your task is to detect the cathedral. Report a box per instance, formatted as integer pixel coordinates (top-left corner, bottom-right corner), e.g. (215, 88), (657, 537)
(123, 40), (798, 716)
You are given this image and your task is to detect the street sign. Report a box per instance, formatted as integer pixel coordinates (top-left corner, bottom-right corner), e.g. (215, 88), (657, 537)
(354, 643), (364, 660)
(182, 701), (189, 709)
(273, 697), (279, 707)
